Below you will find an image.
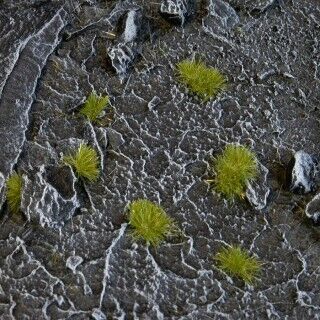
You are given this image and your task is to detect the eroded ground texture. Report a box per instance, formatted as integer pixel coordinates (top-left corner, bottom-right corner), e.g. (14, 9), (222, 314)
(0, 0), (319, 319)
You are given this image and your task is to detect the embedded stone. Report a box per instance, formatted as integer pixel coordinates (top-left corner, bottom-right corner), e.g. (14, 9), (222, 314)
(107, 9), (145, 76)
(160, 0), (195, 25)
(203, 0), (239, 34)
(289, 150), (318, 194)
(108, 42), (137, 76)
(305, 193), (320, 224)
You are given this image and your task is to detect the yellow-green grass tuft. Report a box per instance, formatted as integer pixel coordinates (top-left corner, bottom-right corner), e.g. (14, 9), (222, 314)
(6, 172), (23, 214)
(80, 91), (109, 122)
(177, 60), (227, 101)
(214, 245), (262, 284)
(64, 143), (99, 182)
(128, 199), (176, 247)
(214, 145), (258, 199)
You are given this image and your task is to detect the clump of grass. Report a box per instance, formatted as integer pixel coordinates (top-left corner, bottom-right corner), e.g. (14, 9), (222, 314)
(177, 60), (227, 101)
(213, 145), (258, 199)
(80, 91), (109, 122)
(64, 143), (99, 182)
(214, 245), (262, 284)
(128, 199), (176, 247)
(6, 172), (23, 214)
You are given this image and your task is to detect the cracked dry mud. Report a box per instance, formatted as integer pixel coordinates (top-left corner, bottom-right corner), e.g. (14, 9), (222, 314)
(0, 0), (319, 319)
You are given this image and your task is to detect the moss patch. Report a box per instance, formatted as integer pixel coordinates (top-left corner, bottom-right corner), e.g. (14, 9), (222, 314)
(177, 60), (227, 101)
(80, 91), (109, 122)
(213, 145), (258, 199)
(128, 199), (176, 247)
(214, 245), (262, 284)
(6, 172), (23, 214)
(64, 143), (99, 182)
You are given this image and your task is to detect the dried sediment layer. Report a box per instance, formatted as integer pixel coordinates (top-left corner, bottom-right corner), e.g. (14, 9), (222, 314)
(0, 1), (319, 319)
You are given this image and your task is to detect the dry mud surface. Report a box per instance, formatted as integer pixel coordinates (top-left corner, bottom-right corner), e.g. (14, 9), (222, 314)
(0, 0), (319, 319)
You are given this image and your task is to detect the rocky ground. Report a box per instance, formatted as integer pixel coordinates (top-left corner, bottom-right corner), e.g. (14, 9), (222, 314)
(0, 0), (319, 319)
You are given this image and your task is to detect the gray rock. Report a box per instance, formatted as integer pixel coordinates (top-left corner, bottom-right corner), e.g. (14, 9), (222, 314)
(57, 138), (83, 157)
(228, 0), (278, 15)
(290, 150), (318, 194)
(251, 0), (283, 15)
(246, 162), (270, 210)
(119, 9), (144, 44)
(21, 165), (79, 228)
(66, 255), (83, 272)
(160, 0), (195, 25)
(20, 141), (58, 171)
(107, 9), (144, 77)
(147, 96), (161, 110)
(106, 128), (125, 150)
(108, 42), (136, 76)
(45, 165), (77, 199)
(0, 8), (67, 208)
(257, 68), (277, 80)
(305, 193), (320, 224)
(92, 309), (106, 320)
(204, 0), (240, 34)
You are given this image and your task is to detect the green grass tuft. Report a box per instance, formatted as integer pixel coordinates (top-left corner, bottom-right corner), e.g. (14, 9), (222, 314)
(214, 245), (262, 284)
(177, 60), (227, 101)
(64, 143), (99, 182)
(128, 199), (176, 247)
(213, 145), (258, 199)
(6, 172), (23, 214)
(80, 91), (109, 122)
